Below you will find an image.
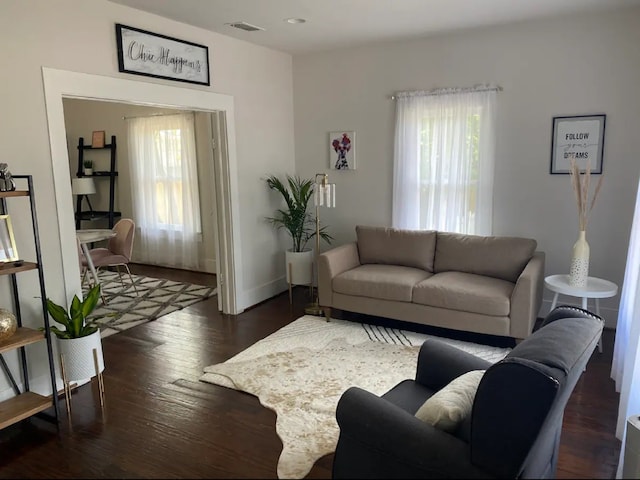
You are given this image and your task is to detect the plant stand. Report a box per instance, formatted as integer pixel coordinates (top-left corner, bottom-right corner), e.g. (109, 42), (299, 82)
(59, 347), (105, 420)
(288, 261), (313, 305)
(285, 249), (314, 306)
(57, 329), (106, 420)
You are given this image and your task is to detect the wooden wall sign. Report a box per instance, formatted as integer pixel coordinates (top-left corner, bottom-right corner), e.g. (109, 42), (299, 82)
(115, 24), (210, 86)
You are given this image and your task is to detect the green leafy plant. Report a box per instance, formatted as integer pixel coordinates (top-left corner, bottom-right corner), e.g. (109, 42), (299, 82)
(83, 159), (93, 168)
(44, 284), (101, 339)
(265, 174), (333, 252)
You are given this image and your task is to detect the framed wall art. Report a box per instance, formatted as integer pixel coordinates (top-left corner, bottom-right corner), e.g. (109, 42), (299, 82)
(0, 215), (19, 263)
(550, 114), (606, 174)
(329, 131), (356, 170)
(91, 130), (106, 148)
(115, 23), (210, 86)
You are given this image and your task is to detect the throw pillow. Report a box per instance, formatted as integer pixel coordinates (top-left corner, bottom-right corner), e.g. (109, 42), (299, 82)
(415, 369), (486, 432)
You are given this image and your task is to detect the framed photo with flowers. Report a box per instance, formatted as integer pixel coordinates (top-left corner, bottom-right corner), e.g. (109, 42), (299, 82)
(329, 131), (355, 170)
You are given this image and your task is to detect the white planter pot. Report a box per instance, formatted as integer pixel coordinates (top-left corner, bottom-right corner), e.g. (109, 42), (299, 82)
(285, 249), (314, 286)
(84, 168), (93, 175)
(57, 330), (104, 382)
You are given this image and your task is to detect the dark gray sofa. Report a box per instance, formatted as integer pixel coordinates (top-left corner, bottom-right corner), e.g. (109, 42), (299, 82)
(332, 305), (604, 479)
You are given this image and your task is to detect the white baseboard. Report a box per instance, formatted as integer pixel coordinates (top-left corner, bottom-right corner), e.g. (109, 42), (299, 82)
(240, 276), (288, 311)
(202, 258), (216, 274)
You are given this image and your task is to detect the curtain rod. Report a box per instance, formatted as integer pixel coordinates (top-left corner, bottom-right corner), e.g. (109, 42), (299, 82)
(390, 84), (502, 100)
(122, 111), (194, 120)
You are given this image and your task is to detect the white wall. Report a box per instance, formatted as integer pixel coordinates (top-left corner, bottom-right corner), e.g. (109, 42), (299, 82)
(293, 7), (640, 327)
(0, 0), (294, 399)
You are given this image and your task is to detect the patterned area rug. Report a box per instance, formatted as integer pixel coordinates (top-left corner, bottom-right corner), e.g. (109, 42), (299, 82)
(84, 271), (217, 338)
(200, 315), (511, 479)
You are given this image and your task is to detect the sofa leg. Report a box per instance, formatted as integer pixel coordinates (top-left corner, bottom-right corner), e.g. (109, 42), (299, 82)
(323, 307), (332, 323)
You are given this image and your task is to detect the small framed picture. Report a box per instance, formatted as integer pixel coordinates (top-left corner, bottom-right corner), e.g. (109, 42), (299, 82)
(0, 215), (19, 263)
(329, 131), (356, 170)
(91, 130), (106, 148)
(550, 114), (606, 174)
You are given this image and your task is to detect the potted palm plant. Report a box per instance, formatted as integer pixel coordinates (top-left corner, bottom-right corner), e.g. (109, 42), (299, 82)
(45, 284), (104, 383)
(265, 174), (333, 286)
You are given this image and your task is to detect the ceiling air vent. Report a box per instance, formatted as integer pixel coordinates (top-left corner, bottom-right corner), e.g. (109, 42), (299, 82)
(226, 21), (265, 32)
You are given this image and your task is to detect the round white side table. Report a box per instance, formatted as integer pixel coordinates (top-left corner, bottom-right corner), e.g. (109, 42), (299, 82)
(544, 274), (618, 353)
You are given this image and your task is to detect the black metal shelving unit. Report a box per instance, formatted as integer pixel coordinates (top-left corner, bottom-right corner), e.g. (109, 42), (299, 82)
(75, 135), (121, 229)
(0, 175), (60, 430)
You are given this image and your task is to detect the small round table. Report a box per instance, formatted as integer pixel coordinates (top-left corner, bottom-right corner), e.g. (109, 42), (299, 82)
(544, 274), (618, 353)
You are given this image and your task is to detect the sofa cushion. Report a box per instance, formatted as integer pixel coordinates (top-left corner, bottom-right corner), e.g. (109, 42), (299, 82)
(356, 225), (437, 272)
(333, 264), (432, 302)
(434, 232), (537, 283)
(413, 272), (514, 316)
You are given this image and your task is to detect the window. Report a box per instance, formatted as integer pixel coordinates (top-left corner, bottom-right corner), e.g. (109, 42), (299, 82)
(393, 88), (497, 235)
(127, 112), (202, 269)
(152, 127), (200, 231)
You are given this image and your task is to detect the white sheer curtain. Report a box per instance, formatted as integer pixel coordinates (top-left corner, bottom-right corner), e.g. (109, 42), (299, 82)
(611, 177), (640, 477)
(126, 113), (201, 270)
(392, 88), (497, 235)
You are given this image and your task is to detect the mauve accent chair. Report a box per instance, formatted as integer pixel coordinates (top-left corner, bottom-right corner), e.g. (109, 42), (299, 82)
(81, 218), (139, 297)
(332, 305), (604, 479)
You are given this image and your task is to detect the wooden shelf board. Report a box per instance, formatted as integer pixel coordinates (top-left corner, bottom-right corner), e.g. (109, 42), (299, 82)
(76, 211), (121, 221)
(0, 190), (29, 198)
(0, 261), (38, 276)
(78, 171), (118, 177)
(0, 327), (45, 354)
(0, 392), (52, 430)
(79, 144), (114, 150)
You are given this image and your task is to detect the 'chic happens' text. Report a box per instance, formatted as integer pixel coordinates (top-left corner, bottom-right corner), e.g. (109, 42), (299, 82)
(127, 41), (202, 74)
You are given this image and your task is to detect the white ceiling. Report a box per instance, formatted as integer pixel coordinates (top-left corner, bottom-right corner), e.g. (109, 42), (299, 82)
(110, 0), (640, 55)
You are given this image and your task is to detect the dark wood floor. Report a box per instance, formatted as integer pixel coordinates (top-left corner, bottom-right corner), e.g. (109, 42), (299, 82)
(0, 265), (621, 478)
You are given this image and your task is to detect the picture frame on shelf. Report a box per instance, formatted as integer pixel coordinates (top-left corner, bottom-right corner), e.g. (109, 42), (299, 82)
(0, 214), (19, 263)
(91, 130), (106, 148)
(550, 114), (606, 174)
(329, 131), (356, 170)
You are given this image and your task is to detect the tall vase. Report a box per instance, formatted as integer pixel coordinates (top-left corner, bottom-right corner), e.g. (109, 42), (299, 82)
(569, 230), (590, 287)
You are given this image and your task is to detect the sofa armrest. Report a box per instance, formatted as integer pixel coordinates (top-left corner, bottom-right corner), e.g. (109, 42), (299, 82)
(318, 242), (360, 307)
(333, 386), (488, 479)
(510, 251), (545, 339)
(415, 339), (493, 390)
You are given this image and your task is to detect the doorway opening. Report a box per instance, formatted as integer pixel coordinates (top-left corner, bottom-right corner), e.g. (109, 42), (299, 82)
(63, 100), (215, 268)
(42, 67), (242, 315)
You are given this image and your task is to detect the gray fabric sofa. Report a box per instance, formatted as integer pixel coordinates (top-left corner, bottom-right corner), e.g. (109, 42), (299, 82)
(332, 306), (604, 478)
(318, 225), (545, 340)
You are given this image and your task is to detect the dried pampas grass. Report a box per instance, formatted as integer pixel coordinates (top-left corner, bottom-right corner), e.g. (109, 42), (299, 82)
(570, 157), (604, 231)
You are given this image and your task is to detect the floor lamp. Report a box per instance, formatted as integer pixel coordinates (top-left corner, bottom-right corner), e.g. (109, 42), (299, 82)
(305, 173), (335, 317)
